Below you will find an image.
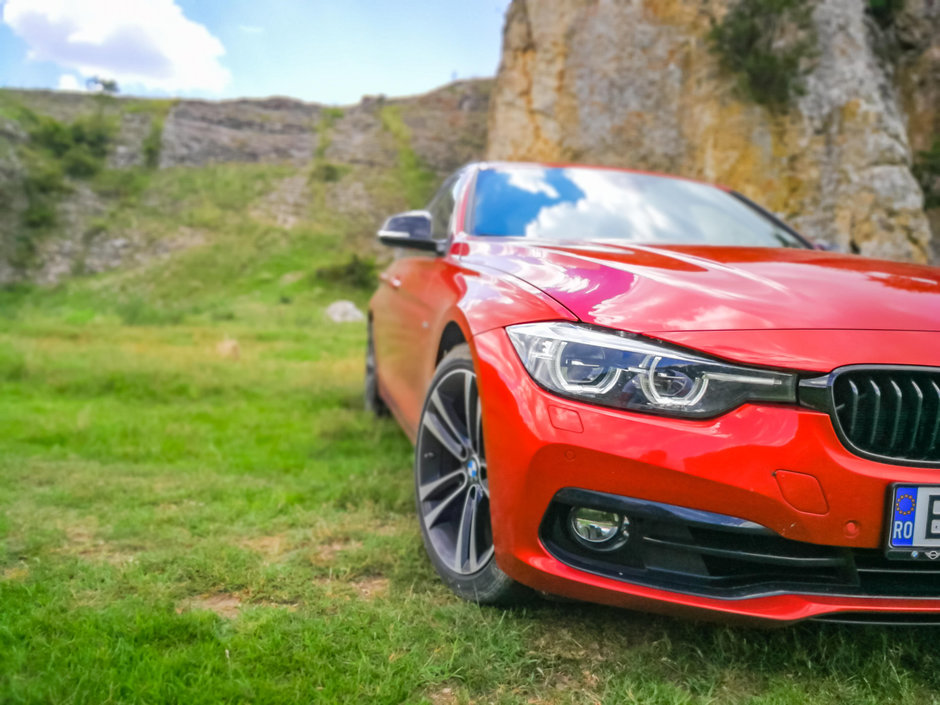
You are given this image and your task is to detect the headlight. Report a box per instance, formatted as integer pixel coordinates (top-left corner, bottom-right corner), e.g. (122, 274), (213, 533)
(507, 322), (797, 418)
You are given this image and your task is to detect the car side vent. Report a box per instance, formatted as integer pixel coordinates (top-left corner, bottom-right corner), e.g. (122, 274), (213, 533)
(831, 368), (940, 465)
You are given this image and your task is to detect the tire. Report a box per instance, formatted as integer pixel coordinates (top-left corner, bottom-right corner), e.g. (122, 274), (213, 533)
(365, 321), (389, 417)
(414, 344), (529, 605)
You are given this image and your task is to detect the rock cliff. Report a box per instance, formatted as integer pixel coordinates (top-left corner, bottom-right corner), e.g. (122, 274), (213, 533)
(487, 0), (939, 263)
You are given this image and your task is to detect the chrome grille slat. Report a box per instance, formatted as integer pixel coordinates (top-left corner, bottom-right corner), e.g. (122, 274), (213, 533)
(906, 379), (924, 454)
(831, 368), (940, 465)
(887, 377), (902, 451)
(928, 381), (940, 453)
(867, 377), (881, 447)
(847, 379), (860, 436)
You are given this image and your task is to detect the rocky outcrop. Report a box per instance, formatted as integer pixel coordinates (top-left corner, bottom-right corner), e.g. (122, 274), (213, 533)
(487, 0), (937, 263)
(896, 0), (940, 154)
(896, 0), (940, 260)
(159, 98), (320, 167)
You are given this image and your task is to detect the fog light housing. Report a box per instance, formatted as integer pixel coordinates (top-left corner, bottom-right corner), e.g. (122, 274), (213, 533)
(568, 507), (628, 550)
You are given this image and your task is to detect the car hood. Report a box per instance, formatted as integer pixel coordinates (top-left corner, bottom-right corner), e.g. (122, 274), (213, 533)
(460, 239), (940, 334)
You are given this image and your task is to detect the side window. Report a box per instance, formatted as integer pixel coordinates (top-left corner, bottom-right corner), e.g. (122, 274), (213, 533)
(428, 174), (461, 240)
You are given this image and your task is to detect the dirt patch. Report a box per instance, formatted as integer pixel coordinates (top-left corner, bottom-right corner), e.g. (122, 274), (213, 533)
(312, 539), (363, 563)
(62, 519), (135, 564)
(2, 564), (29, 581)
(311, 576), (349, 603)
(425, 686), (459, 705)
(177, 591), (299, 617)
(65, 522), (96, 546)
(372, 518), (405, 536)
(242, 534), (288, 559)
(353, 576), (389, 599)
(216, 338), (240, 360)
(57, 518), (135, 565)
(279, 271), (305, 286)
(178, 593), (242, 619)
(311, 574), (389, 602)
(257, 600), (299, 612)
(77, 546), (137, 566)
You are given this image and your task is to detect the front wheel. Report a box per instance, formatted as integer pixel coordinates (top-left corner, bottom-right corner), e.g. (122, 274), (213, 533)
(414, 344), (528, 605)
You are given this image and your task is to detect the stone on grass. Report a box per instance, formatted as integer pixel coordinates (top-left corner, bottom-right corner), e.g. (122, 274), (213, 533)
(217, 338), (240, 360)
(326, 300), (365, 323)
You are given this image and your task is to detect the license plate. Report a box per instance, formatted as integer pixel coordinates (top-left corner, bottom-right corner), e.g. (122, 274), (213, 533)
(886, 485), (940, 560)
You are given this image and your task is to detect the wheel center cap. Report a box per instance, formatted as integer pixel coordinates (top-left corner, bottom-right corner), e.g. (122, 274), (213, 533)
(466, 458), (479, 482)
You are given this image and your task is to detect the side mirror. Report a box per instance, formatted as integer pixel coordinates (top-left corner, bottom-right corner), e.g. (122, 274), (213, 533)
(377, 210), (441, 253)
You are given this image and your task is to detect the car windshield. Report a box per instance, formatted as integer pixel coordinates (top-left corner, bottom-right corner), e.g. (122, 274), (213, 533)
(469, 166), (807, 248)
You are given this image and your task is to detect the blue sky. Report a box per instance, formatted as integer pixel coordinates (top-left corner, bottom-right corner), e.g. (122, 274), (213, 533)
(0, 0), (510, 104)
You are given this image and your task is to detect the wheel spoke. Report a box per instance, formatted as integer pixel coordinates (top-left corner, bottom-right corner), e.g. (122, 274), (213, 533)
(463, 373), (475, 446)
(422, 406), (466, 461)
(454, 489), (476, 572)
(467, 491), (481, 571)
(430, 390), (468, 458)
(424, 483), (466, 528)
(477, 544), (494, 567)
(418, 469), (465, 502)
(474, 401), (483, 455)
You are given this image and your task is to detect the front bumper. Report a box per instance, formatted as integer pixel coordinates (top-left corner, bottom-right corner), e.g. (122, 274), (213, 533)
(472, 327), (940, 624)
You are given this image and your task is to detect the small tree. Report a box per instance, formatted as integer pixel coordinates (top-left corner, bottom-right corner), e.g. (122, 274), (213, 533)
(85, 76), (119, 94)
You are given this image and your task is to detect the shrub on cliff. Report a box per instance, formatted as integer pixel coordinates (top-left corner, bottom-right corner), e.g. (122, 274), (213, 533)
(867, 0), (904, 27)
(709, 0), (817, 112)
(4, 107), (118, 267)
(28, 111), (114, 178)
(915, 137), (940, 209)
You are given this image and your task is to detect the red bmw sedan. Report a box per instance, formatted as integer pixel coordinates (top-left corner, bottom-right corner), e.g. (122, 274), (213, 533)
(366, 162), (940, 625)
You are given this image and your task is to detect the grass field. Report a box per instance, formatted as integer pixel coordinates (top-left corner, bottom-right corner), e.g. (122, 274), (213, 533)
(2, 162), (940, 704)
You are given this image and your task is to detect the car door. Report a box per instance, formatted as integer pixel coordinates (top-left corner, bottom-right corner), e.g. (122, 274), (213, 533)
(372, 174), (462, 435)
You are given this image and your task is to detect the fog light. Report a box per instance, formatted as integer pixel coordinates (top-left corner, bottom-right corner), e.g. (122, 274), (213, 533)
(568, 507), (628, 548)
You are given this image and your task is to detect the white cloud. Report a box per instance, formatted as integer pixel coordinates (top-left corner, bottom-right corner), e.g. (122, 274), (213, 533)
(1, 0), (231, 94)
(56, 73), (82, 91)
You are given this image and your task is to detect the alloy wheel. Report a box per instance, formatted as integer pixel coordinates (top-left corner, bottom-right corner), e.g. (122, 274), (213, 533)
(416, 367), (494, 575)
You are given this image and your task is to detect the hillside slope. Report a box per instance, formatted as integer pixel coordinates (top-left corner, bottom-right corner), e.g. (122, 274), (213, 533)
(0, 80), (491, 287)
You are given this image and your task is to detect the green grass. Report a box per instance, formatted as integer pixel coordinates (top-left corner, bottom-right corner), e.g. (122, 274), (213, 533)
(379, 104), (437, 209)
(3, 151), (940, 704)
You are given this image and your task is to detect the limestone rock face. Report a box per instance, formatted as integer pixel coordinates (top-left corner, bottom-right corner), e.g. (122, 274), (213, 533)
(487, 0), (937, 263)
